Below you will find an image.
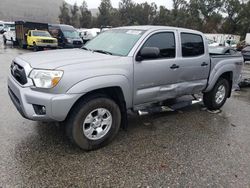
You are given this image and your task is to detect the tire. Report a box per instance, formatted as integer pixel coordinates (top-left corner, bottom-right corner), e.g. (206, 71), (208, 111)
(33, 42), (38, 52)
(66, 95), (121, 151)
(3, 36), (7, 45)
(203, 78), (230, 110)
(21, 42), (27, 49)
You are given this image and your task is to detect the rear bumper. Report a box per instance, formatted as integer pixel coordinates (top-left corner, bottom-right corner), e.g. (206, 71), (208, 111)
(8, 75), (81, 122)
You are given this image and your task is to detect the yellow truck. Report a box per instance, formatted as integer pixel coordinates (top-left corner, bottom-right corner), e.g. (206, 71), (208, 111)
(15, 21), (57, 51)
(27, 30), (58, 51)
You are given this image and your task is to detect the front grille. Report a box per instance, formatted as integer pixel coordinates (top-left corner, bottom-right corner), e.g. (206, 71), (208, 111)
(10, 62), (27, 85)
(73, 41), (82, 45)
(42, 40), (54, 43)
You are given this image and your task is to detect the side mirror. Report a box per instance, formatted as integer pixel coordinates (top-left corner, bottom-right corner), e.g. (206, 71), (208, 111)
(25, 33), (28, 37)
(136, 47), (160, 61)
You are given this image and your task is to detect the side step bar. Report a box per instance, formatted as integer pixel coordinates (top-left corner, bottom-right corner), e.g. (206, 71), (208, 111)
(137, 98), (202, 116)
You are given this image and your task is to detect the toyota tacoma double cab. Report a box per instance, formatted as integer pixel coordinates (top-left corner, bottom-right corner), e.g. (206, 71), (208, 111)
(8, 26), (244, 150)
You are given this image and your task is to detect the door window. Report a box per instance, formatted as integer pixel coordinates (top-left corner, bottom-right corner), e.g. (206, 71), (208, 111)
(141, 32), (176, 59)
(181, 33), (204, 57)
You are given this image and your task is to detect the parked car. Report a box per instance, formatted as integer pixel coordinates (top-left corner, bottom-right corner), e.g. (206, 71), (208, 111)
(26, 30), (58, 51)
(1, 22), (15, 33)
(0, 21), (5, 34)
(15, 21), (49, 49)
(79, 28), (100, 43)
(3, 26), (16, 45)
(207, 39), (220, 47)
(209, 46), (239, 56)
(242, 46), (250, 61)
(8, 26), (244, 150)
(246, 33), (250, 45)
(225, 39), (237, 49)
(49, 24), (83, 48)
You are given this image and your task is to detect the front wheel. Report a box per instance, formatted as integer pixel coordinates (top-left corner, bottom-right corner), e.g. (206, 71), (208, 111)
(203, 78), (230, 110)
(66, 95), (121, 151)
(33, 42), (38, 51)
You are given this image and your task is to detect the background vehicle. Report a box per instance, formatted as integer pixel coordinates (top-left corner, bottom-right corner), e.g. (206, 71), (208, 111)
(26, 30), (58, 51)
(15, 21), (49, 49)
(79, 28), (100, 43)
(242, 46), (250, 61)
(2, 22), (15, 33)
(0, 21), (5, 34)
(3, 26), (16, 45)
(209, 46), (239, 55)
(8, 26), (244, 151)
(207, 38), (220, 47)
(205, 33), (240, 47)
(246, 33), (250, 45)
(49, 24), (83, 48)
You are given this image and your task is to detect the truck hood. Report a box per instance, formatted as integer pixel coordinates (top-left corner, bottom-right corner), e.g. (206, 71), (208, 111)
(16, 49), (122, 69)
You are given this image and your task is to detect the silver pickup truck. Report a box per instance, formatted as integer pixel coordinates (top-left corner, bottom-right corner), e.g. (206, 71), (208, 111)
(8, 26), (244, 150)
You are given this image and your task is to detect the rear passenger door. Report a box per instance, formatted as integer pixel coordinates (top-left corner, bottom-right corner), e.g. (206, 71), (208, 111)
(177, 32), (210, 95)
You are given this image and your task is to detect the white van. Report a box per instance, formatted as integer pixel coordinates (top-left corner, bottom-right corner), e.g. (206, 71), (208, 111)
(246, 33), (250, 45)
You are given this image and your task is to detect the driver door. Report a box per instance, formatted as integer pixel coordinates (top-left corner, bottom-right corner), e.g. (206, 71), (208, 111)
(133, 31), (180, 106)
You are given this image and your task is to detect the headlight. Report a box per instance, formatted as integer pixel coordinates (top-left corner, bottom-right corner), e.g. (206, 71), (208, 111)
(36, 39), (42, 42)
(29, 69), (63, 88)
(67, 38), (72, 43)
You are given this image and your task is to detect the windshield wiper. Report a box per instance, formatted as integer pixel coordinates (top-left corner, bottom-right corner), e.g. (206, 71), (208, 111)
(93, 49), (113, 55)
(81, 46), (90, 51)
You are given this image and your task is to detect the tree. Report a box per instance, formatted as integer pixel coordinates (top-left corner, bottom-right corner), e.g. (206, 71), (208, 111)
(188, 0), (224, 32)
(153, 6), (172, 25)
(238, 0), (250, 37)
(133, 2), (157, 25)
(71, 3), (80, 27)
(118, 0), (136, 25)
(97, 0), (114, 26)
(59, 2), (71, 25)
(79, 0), (92, 28)
(171, 0), (190, 27)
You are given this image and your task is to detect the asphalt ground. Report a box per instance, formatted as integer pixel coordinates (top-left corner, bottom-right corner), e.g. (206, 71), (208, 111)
(0, 35), (250, 187)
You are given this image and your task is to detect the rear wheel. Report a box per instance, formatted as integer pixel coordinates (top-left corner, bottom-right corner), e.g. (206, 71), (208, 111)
(66, 95), (121, 151)
(3, 36), (7, 45)
(203, 78), (230, 110)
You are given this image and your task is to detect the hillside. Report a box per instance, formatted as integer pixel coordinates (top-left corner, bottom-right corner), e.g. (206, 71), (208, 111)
(0, 0), (63, 23)
(0, 0), (99, 24)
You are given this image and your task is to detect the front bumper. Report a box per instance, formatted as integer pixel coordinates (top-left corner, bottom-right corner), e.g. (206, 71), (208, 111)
(36, 42), (58, 48)
(8, 75), (81, 122)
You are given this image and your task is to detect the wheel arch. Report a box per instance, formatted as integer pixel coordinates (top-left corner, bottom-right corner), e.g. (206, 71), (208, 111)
(65, 86), (128, 127)
(204, 64), (234, 94)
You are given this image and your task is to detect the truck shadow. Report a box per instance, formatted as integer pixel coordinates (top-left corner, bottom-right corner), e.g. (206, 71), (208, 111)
(12, 103), (236, 186)
(14, 103), (231, 151)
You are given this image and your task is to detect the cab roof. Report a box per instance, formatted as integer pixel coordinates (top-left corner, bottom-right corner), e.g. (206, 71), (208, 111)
(115, 25), (203, 35)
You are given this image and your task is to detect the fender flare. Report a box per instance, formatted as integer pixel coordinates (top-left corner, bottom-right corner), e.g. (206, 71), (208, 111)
(67, 75), (133, 108)
(205, 64), (234, 92)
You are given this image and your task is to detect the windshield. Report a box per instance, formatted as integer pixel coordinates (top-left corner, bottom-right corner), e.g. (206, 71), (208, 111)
(84, 29), (145, 56)
(4, 24), (14, 28)
(63, 30), (80, 39)
(32, 31), (51, 37)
